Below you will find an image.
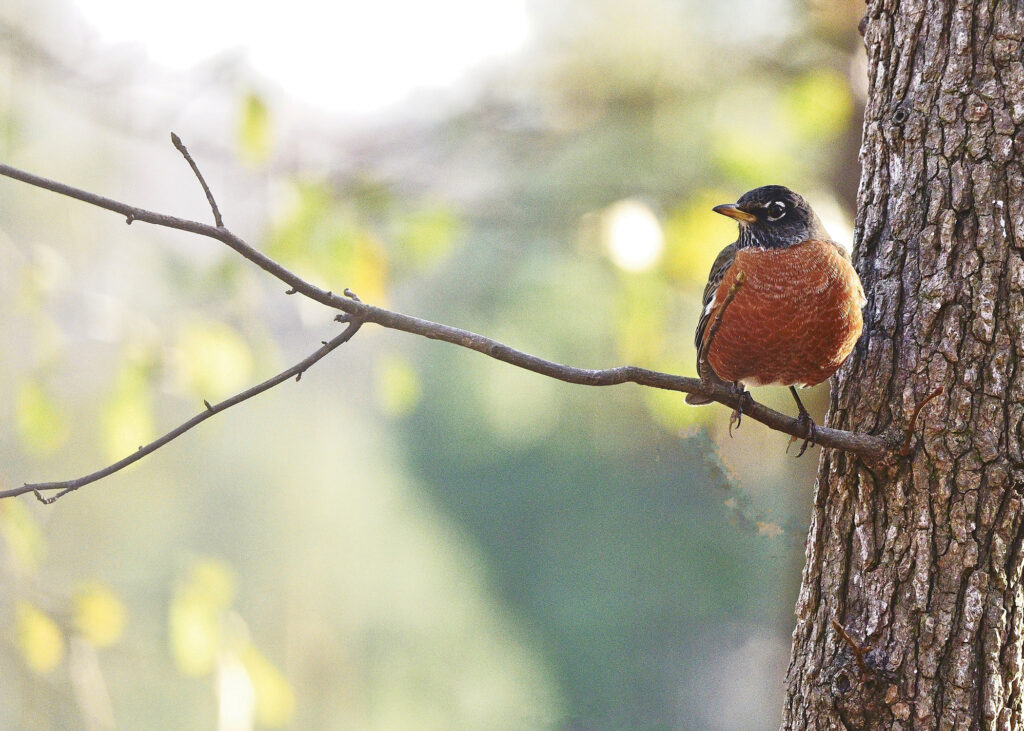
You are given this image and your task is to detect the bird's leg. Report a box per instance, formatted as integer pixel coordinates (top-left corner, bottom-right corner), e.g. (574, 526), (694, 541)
(728, 382), (752, 436)
(787, 385), (816, 457)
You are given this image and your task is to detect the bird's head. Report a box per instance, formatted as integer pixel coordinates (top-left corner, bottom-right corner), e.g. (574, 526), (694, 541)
(713, 185), (828, 249)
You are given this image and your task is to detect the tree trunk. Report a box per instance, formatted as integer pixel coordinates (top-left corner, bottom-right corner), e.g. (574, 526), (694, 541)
(783, 1), (1024, 728)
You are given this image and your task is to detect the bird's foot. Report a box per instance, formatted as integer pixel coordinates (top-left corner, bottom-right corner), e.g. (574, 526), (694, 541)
(787, 408), (817, 457)
(728, 384), (752, 437)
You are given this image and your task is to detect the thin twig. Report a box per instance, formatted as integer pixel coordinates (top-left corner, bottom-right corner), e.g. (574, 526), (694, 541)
(3, 319), (363, 503)
(0, 161), (344, 313)
(899, 386), (944, 457)
(831, 618), (874, 679)
(0, 157), (896, 480)
(170, 132), (224, 228)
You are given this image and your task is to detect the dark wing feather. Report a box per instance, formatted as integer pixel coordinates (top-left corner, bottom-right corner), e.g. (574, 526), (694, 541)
(694, 242), (740, 357)
(685, 242), (740, 405)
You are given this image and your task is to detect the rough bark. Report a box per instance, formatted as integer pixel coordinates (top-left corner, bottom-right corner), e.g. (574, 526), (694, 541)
(783, 1), (1024, 729)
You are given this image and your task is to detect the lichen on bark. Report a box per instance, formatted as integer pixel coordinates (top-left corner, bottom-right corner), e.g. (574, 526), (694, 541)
(783, 1), (1024, 729)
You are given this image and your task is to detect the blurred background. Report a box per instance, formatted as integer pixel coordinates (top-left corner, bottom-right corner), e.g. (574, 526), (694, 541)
(0, 0), (866, 728)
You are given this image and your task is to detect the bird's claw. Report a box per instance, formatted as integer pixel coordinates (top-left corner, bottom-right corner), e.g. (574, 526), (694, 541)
(728, 385), (752, 437)
(787, 410), (817, 457)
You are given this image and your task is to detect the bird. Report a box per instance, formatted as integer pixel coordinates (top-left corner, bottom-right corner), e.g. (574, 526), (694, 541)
(684, 185), (865, 455)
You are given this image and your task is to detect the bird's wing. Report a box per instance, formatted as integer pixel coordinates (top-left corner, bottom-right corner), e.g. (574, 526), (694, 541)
(694, 241), (741, 358)
(685, 242), (740, 405)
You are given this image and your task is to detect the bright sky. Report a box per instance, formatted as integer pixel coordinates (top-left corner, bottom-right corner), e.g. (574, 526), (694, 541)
(70, 0), (533, 115)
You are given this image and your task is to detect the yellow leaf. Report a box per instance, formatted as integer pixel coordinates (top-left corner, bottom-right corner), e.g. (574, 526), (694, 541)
(376, 355), (422, 417)
(0, 500), (45, 571)
(175, 320), (254, 399)
(16, 601), (65, 674)
(100, 360), (156, 463)
(348, 234), (389, 305)
(266, 182), (391, 302)
(238, 92), (273, 165)
(169, 592), (219, 676)
(74, 582), (126, 647)
(241, 645), (296, 728)
(169, 559), (237, 676)
(188, 559), (236, 610)
(267, 181), (334, 263)
(14, 379), (69, 455)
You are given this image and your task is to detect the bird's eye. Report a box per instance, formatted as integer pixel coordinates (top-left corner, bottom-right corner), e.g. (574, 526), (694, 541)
(766, 201), (787, 221)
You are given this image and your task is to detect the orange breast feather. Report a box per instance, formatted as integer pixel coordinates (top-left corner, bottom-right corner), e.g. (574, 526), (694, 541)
(701, 240), (864, 387)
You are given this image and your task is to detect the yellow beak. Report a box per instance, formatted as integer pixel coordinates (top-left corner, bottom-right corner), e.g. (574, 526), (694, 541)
(713, 203), (757, 224)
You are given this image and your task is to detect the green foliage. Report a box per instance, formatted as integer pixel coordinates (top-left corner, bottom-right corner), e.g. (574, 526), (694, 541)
(2, 507), (130, 684)
(376, 353), (423, 417)
(268, 181), (465, 306)
(16, 601), (65, 674)
(169, 559), (236, 676)
(781, 69), (854, 140)
(165, 559), (296, 726)
(174, 319), (254, 399)
(394, 204), (461, 273)
(240, 645), (296, 728)
(100, 353), (157, 463)
(709, 84), (799, 182)
(73, 582), (126, 647)
(0, 0), (858, 726)
(0, 500), (45, 571)
(237, 92), (273, 165)
(15, 379), (69, 456)
(268, 181), (390, 303)
(662, 189), (737, 287)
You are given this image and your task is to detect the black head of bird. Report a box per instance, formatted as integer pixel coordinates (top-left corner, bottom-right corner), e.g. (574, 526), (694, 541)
(712, 184), (829, 250)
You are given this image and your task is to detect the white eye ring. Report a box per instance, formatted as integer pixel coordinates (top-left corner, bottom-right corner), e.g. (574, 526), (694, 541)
(766, 201), (786, 221)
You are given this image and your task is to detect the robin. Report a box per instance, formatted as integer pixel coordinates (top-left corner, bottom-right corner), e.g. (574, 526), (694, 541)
(684, 185), (865, 455)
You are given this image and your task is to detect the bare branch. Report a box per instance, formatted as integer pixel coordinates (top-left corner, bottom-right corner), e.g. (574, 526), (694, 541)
(2, 319), (363, 503)
(170, 132), (224, 228)
(0, 161), (348, 315)
(0, 153), (897, 499)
